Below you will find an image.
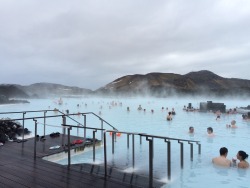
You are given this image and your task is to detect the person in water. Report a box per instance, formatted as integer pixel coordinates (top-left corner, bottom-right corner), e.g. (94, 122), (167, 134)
(215, 110), (221, 120)
(226, 120), (237, 128)
(138, 105), (142, 110)
(232, 150), (249, 169)
(212, 147), (231, 167)
(230, 120), (237, 128)
(189, 126), (194, 134)
(171, 108), (176, 115)
(207, 127), (214, 136)
(166, 112), (172, 121)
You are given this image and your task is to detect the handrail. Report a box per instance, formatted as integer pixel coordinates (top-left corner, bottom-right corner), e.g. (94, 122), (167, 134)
(0, 112), (105, 122)
(138, 133), (200, 143)
(62, 124), (105, 131)
(0, 110), (55, 114)
(61, 125), (201, 187)
(81, 112), (118, 131)
(0, 110), (118, 131)
(111, 131), (200, 142)
(0, 111), (201, 187)
(58, 110), (118, 131)
(0, 113), (78, 121)
(57, 110), (83, 126)
(0, 110), (118, 142)
(105, 129), (200, 186)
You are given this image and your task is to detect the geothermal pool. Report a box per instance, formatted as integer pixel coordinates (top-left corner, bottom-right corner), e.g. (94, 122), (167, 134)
(1, 96), (250, 188)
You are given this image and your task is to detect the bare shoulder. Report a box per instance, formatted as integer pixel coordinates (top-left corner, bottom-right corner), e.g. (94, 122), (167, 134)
(238, 161), (250, 169)
(212, 157), (217, 163)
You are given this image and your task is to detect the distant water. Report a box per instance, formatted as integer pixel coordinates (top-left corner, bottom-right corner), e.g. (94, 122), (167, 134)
(1, 96), (250, 188)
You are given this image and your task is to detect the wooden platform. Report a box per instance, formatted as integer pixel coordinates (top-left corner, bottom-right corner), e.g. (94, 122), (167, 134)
(0, 134), (164, 188)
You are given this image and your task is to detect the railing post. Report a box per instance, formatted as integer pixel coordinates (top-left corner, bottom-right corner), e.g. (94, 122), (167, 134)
(178, 140), (184, 168)
(22, 112), (26, 141)
(197, 142), (201, 154)
(188, 142), (193, 161)
(43, 111), (47, 137)
(104, 131), (107, 177)
(33, 119), (37, 159)
(62, 116), (66, 134)
(93, 129), (97, 162)
(83, 115), (86, 139)
(146, 136), (153, 188)
(62, 116), (66, 146)
(112, 132), (115, 154)
(77, 125), (79, 136)
(67, 126), (72, 169)
(127, 134), (130, 148)
(132, 134), (135, 168)
(165, 139), (171, 180)
(139, 133), (146, 145)
(101, 119), (104, 143)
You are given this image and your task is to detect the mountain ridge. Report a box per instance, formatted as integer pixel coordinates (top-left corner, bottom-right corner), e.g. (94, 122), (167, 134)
(96, 70), (250, 96)
(1, 70), (250, 98)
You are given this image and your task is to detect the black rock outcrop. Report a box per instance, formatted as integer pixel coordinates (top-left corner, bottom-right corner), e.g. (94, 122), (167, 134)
(0, 119), (31, 143)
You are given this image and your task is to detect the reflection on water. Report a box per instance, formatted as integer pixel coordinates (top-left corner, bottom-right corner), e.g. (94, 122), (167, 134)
(0, 97), (250, 188)
(207, 137), (214, 143)
(230, 129), (236, 135)
(237, 168), (248, 177)
(215, 167), (229, 176)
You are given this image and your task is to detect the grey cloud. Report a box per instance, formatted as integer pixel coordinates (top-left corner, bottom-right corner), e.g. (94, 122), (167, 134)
(0, 0), (250, 90)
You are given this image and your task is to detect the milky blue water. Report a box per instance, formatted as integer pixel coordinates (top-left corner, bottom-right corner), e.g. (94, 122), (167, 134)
(1, 96), (250, 188)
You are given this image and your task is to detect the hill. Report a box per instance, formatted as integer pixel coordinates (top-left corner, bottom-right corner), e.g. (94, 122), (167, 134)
(96, 70), (250, 96)
(1, 70), (250, 99)
(18, 83), (93, 98)
(0, 85), (29, 98)
(0, 83), (93, 99)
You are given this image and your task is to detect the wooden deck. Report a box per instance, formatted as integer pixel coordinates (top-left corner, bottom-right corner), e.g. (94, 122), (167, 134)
(0, 134), (164, 188)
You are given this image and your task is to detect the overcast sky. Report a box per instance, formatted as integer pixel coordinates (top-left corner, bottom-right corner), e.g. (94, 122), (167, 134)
(0, 0), (250, 90)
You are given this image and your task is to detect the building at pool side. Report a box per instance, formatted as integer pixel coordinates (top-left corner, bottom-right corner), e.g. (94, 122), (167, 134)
(200, 101), (226, 113)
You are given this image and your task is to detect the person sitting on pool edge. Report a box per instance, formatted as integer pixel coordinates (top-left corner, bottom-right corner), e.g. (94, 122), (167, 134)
(207, 127), (214, 137)
(212, 147), (232, 167)
(232, 150), (249, 169)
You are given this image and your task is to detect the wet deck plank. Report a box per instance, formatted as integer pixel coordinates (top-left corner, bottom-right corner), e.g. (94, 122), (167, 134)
(0, 134), (141, 188)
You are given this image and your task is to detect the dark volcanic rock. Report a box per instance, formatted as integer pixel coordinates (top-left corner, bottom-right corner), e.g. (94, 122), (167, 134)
(0, 94), (29, 105)
(0, 85), (29, 98)
(0, 119), (31, 143)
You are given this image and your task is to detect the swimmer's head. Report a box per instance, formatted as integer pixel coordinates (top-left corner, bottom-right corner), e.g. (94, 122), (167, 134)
(231, 120), (236, 125)
(207, 127), (213, 134)
(238, 151), (249, 160)
(219, 147), (228, 156)
(189, 126), (194, 133)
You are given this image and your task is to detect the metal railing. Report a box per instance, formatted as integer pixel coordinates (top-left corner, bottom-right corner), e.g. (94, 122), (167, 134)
(105, 130), (201, 187)
(0, 110), (118, 140)
(0, 111), (201, 187)
(58, 124), (200, 187)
